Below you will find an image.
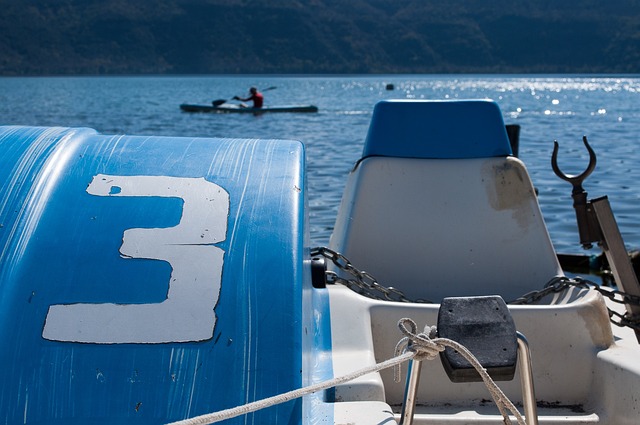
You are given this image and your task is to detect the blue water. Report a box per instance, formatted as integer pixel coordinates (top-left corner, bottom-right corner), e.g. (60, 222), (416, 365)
(1, 75), (639, 255)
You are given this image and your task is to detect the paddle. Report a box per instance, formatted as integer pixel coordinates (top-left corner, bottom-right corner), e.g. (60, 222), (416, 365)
(212, 86), (277, 106)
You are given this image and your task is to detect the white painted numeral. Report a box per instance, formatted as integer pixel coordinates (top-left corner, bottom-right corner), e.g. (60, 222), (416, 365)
(42, 175), (229, 343)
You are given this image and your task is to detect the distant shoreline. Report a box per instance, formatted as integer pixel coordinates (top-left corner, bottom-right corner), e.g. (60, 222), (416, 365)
(2, 73), (640, 79)
(3, 0), (640, 76)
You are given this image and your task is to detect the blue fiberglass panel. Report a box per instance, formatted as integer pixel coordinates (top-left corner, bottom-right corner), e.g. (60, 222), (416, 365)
(362, 99), (513, 159)
(0, 126), (305, 424)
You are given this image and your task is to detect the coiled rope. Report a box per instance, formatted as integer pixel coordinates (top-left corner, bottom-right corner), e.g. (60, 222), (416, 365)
(167, 318), (527, 425)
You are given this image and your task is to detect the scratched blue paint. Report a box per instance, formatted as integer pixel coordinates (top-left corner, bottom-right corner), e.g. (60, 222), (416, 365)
(0, 126), (308, 423)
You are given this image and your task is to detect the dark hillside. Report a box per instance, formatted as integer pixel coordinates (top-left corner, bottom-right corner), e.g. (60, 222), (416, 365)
(1, 0), (640, 75)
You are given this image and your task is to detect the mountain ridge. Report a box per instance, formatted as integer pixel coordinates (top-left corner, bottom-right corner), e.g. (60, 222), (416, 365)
(2, 0), (640, 75)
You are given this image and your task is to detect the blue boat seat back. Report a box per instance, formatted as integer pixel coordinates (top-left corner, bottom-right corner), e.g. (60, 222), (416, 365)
(0, 126), (307, 424)
(330, 100), (562, 302)
(363, 99), (513, 159)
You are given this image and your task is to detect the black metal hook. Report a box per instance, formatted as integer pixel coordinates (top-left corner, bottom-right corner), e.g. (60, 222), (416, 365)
(551, 136), (600, 248)
(551, 136), (597, 195)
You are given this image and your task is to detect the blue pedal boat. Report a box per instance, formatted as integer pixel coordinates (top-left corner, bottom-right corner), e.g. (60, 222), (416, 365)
(1, 100), (639, 424)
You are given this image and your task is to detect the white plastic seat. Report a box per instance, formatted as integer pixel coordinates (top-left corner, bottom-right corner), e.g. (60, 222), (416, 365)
(329, 99), (563, 302)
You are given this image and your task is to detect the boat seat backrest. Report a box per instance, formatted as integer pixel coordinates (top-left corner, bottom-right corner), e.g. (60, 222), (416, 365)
(329, 100), (562, 302)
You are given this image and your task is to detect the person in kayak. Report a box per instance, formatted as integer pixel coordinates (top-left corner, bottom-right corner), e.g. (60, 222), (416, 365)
(233, 87), (264, 108)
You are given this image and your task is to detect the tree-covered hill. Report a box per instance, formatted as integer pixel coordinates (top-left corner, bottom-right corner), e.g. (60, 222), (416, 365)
(1, 0), (640, 75)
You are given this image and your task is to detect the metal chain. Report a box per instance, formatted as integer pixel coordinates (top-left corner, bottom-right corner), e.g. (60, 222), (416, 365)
(587, 284), (640, 330)
(508, 276), (589, 305)
(311, 246), (640, 331)
(310, 246), (432, 303)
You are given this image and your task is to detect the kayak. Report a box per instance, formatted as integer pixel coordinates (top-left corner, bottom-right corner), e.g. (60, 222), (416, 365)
(180, 103), (319, 113)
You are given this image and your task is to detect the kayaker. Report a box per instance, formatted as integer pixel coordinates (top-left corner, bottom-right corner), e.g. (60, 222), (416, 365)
(233, 87), (264, 108)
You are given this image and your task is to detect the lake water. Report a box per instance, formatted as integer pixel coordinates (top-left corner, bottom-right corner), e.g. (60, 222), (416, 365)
(1, 75), (639, 256)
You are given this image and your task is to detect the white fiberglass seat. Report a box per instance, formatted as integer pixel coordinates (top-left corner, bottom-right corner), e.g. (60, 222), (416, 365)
(330, 99), (563, 303)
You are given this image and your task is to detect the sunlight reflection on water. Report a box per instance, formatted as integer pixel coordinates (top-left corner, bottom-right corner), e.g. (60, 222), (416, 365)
(1, 75), (639, 256)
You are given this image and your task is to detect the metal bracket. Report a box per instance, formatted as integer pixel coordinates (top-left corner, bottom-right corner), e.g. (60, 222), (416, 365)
(552, 136), (640, 341)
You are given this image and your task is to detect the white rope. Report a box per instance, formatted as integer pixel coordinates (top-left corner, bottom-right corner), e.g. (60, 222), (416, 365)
(166, 351), (415, 425)
(395, 318), (527, 425)
(166, 318), (528, 425)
